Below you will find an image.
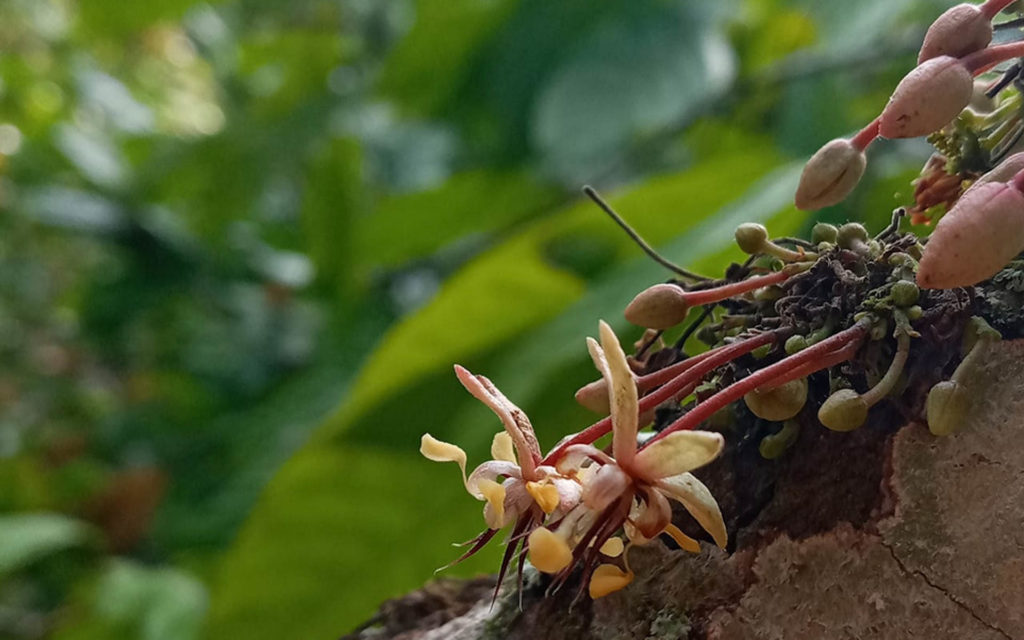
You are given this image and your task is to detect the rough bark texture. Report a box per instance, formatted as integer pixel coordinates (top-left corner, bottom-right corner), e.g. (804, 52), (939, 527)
(347, 341), (1024, 640)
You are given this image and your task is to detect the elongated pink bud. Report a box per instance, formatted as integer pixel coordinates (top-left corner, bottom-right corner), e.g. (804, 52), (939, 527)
(918, 4), (992, 63)
(795, 138), (867, 210)
(624, 283), (689, 330)
(917, 180), (1024, 288)
(962, 152), (1024, 199)
(879, 56), (974, 139)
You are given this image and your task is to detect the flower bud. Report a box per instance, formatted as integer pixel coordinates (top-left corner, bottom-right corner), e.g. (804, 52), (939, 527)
(917, 3), (992, 63)
(917, 181), (1024, 289)
(811, 222), (839, 244)
(624, 283), (690, 330)
(575, 378), (611, 413)
(879, 56), (974, 139)
(758, 419), (800, 459)
(836, 222), (868, 249)
(818, 389), (868, 432)
(735, 222), (769, 254)
(795, 139), (867, 210)
(784, 335), (807, 355)
(890, 280), (920, 307)
(926, 380), (970, 437)
(745, 378), (808, 422)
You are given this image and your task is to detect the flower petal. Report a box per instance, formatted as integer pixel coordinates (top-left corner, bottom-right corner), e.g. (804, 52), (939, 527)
(526, 481), (560, 514)
(598, 536), (624, 557)
(454, 365), (541, 478)
(420, 433), (470, 491)
(491, 431), (516, 463)
(477, 478), (506, 529)
(466, 460), (520, 498)
(662, 523), (701, 553)
(596, 321), (639, 464)
(582, 463), (630, 512)
(634, 430), (724, 481)
(634, 487), (671, 539)
(555, 443), (614, 476)
(527, 528), (573, 574)
(657, 472), (728, 548)
(589, 564), (633, 598)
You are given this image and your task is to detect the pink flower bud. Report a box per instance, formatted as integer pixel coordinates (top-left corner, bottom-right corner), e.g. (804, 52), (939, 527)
(624, 283), (689, 330)
(961, 152), (1024, 199)
(917, 181), (1024, 288)
(879, 56), (974, 139)
(918, 3), (992, 63)
(794, 138), (867, 210)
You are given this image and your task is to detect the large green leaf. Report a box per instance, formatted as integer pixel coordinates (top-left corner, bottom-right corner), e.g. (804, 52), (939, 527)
(328, 149), (780, 448)
(206, 157), (805, 638)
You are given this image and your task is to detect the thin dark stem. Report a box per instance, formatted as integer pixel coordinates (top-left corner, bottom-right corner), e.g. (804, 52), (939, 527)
(673, 305), (715, 350)
(582, 186), (711, 282)
(875, 208), (906, 241)
(994, 17), (1024, 32)
(773, 236), (817, 250)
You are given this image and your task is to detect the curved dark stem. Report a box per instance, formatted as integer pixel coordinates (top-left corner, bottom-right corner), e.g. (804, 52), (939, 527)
(875, 208), (906, 241)
(673, 305), (716, 350)
(582, 185), (711, 282)
(773, 236), (817, 250)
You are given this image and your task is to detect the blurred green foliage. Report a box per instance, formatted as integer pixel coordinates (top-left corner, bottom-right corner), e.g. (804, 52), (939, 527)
(0, 0), (955, 637)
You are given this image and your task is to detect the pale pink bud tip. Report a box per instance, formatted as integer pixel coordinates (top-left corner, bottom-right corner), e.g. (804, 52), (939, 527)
(918, 4), (992, 63)
(794, 139), (867, 210)
(917, 181), (1024, 289)
(879, 56), (973, 139)
(575, 379), (610, 413)
(624, 283), (689, 330)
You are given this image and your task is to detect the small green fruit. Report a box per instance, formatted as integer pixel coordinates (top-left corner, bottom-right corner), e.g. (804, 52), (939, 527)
(818, 388), (868, 431)
(744, 378), (808, 422)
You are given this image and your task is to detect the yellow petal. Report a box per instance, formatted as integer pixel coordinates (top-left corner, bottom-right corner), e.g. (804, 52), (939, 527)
(662, 523), (701, 553)
(657, 473), (728, 548)
(526, 481), (560, 514)
(589, 564), (633, 598)
(491, 431), (516, 463)
(634, 430), (723, 480)
(527, 528), (573, 574)
(598, 536), (624, 557)
(476, 478), (506, 529)
(597, 321), (639, 465)
(420, 433), (469, 491)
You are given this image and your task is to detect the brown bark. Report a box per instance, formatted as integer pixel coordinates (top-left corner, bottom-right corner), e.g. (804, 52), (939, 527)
(347, 340), (1024, 640)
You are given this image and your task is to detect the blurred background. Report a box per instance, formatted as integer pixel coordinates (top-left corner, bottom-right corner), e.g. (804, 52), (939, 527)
(0, 0), (961, 637)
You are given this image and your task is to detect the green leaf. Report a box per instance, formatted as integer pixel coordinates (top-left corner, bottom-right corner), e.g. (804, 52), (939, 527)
(356, 168), (559, 271)
(328, 150), (781, 449)
(206, 445), (501, 639)
(0, 513), (93, 574)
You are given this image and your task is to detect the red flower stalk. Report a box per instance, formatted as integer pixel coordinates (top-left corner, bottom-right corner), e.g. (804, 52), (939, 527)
(543, 330), (781, 466)
(643, 317), (873, 447)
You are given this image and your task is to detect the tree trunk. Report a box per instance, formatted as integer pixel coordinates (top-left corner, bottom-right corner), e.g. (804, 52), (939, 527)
(347, 340), (1024, 640)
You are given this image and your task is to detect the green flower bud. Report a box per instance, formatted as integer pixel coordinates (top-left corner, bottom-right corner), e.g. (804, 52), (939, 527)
(818, 388), (868, 432)
(759, 420), (801, 459)
(890, 280), (920, 307)
(836, 222), (868, 249)
(744, 378), (808, 422)
(784, 335), (808, 355)
(961, 316), (1001, 355)
(751, 343), (772, 360)
(754, 284), (784, 302)
(735, 223), (769, 255)
(811, 223), (839, 245)
(906, 305), (923, 321)
(926, 380), (970, 437)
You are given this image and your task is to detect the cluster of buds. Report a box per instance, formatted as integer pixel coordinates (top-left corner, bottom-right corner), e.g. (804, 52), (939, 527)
(797, 0), (1024, 288)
